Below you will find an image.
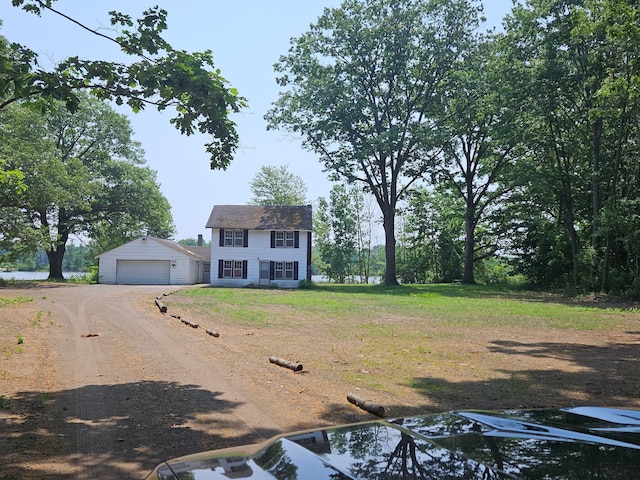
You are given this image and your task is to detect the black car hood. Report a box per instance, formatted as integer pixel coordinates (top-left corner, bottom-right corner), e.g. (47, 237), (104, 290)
(146, 406), (640, 479)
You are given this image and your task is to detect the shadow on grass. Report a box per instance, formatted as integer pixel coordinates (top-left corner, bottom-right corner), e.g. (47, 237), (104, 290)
(313, 283), (640, 311)
(0, 381), (280, 480)
(400, 339), (640, 416)
(311, 283), (530, 300)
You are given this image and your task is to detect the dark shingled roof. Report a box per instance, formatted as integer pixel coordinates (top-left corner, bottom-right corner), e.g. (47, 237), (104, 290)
(206, 205), (312, 231)
(182, 245), (211, 260)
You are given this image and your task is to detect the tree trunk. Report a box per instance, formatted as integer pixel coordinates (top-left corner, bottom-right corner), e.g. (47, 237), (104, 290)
(601, 233), (610, 293)
(383, 206), (398, 286)
(47, 247), (65, 279)
(591, 118), (603, 289)
(47, 230), (69, 280)
(591, 119), (602, 249)
(462, 203), (476, 284)
(562, 213), (580, 290)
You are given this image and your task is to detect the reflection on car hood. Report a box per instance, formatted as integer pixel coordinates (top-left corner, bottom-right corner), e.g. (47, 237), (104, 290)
(145, 407), (640, 479)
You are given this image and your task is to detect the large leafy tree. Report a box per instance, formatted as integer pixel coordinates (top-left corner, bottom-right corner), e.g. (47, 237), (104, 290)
(0, 95), (175, 278)
(266, 0), (482, 285)
(249, 164), (308, 206)
(438, 37), (522, 284)
(0, 105), (52, 257)
(2, 1), (246, 169)
(503, 0), (640, 294)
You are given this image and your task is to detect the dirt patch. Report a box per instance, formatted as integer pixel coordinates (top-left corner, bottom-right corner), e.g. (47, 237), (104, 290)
(1, 284), (639, 479)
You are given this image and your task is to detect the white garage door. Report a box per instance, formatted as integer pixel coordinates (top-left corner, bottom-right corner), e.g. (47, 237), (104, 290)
(116, 260), (171, 285)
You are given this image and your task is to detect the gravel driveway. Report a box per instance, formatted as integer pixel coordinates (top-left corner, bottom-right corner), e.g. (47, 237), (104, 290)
(0, 284), (324, 480)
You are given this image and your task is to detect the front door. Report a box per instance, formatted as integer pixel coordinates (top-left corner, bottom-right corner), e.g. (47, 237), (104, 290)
(259, 261), (270, 286)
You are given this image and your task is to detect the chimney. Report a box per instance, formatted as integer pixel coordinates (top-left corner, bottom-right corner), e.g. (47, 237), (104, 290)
(197, 234), (203, 246)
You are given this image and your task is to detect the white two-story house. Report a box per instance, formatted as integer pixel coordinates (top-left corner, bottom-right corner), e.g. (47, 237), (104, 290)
(206, 205), (312, 288)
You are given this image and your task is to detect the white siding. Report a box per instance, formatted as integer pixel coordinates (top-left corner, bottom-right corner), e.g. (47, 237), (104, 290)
(98, 237), (203, 285)
(210, 229), (310, 288)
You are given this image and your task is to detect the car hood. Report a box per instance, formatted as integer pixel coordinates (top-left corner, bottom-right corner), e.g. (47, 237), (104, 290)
(145, 406), (640, 479)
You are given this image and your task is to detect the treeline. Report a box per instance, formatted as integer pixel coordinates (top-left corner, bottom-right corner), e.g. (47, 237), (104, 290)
(0, 245), (91, 272)
(270, 0), (640, 297)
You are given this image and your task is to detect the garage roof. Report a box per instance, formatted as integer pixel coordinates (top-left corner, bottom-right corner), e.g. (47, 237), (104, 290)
(95, 237), (207, 260)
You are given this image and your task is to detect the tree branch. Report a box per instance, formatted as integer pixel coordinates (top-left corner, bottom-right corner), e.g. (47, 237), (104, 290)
(33, 0), (156, 62)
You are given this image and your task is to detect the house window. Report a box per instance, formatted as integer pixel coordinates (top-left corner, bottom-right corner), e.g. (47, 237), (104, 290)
(224, 230), (245, 247)
(269, 261), (299, 281)
(274, 261), (295, 280)
(218, 260), (247, 279)
(273, 231), (297, 248)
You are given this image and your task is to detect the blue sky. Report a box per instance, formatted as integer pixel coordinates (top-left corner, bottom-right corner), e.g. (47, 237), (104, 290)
(2, 0), (515, 242)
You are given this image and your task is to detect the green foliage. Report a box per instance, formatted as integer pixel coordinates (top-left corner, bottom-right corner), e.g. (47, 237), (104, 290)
(66, 268), (98, 284)
(178, 238), (210, 247)
(314, 184), (379, 283)
(0, 95), (174, 277)
(249, 164), (308, 206)
(475, 257), (513, 285)
(1, 245), (92, 272)
(31, 311), (42, 326)
(315, 186), (357, 282)
(500, 0), (640, 297)
(267, 0), (482, 285)
(4, 2), (246, 169)
(87, 266), (99, 284)
(0, 295), (32, 307)
(397, 187), (464, 284)
(297, 279), (316, 289)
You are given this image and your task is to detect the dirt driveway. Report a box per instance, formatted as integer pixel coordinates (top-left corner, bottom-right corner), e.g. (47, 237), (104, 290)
(1, 284), (640, 480)
(0, 284), (356, 480)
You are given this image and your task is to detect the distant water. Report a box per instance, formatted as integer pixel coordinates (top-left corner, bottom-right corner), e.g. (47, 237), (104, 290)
(311, 275), (380, 284)
(0, 271), (86, 281)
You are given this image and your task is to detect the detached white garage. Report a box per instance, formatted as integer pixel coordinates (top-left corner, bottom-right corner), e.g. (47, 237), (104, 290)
(97, 237), (207, 285)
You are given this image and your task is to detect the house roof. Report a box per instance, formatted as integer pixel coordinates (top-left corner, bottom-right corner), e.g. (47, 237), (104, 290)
(183, 245), (211, 260)
(151, 237), (207, 260)
(206, 205), (313, 231)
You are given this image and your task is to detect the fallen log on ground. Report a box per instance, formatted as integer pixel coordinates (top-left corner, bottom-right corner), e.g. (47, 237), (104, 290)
(206, 329), (220, 338)
(154, 298), (167, 313)
(181, 318), (199, 328)
(347, 393), (386, 417)
(269, 356), (303, 372)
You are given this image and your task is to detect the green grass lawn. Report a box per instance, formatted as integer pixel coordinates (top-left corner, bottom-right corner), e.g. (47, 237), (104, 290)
(175, 283), (635, 330)
(166, 283), (640, 413)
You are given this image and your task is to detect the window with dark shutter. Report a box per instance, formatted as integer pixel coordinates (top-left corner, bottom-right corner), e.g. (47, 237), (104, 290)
(269, 261), (275, 280)
(219, 260), (247, 278)
(294, 231), (300, 248)
(294, 261), (299, 280)
(221, 229), (247, 247)
(273, 231), (296, 248)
